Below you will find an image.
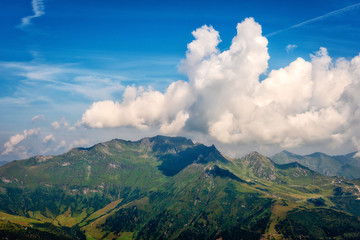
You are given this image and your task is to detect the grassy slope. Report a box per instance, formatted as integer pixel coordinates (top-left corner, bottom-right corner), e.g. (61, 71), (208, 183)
(0, 211), (86, 239)
(1, 136), (360, 239)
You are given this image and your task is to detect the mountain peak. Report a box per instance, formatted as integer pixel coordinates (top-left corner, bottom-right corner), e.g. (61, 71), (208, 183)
(243, 151), (272, 163)
(276, 150), (301, 158)
(204, 165), (246, 183)
(280, 150), (297, 155)
(271, 150), (303, 163)
(248, 151), (262, 156)
(158, 143), (228, 176)
(242, 151), (277, 180)
(141, 135), (193, 145)
(139, 135), (194, 154)
(306, 152), (329, 158)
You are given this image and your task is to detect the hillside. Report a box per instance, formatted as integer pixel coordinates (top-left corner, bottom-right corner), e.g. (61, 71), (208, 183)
(271, 150), (360, 179)
(1, 136), (360, 239)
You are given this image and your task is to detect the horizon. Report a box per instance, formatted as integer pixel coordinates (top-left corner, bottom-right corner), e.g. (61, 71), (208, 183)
(2, 134), (359, 163)
(1, 0), (360, 161)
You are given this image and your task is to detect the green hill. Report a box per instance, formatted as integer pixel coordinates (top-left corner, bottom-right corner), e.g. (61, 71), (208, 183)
(1, 136), (360, 239)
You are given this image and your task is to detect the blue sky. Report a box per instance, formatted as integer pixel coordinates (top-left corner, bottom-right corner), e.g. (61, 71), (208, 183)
(1, 0), (360, 161)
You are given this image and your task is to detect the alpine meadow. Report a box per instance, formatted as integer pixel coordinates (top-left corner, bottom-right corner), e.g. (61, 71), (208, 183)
(1, 1), (360, 239)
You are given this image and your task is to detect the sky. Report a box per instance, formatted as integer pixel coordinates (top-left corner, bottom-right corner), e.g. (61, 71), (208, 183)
(1, 0), (360, 161)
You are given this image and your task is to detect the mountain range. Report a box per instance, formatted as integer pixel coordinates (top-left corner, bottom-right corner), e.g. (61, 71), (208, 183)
(0, 136), (360, 239)
(271, 150), (360, 179)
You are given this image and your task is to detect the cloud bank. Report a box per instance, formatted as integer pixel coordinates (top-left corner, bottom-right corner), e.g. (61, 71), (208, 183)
(19, 0), (45, 27)
(81, 18), (360, 152)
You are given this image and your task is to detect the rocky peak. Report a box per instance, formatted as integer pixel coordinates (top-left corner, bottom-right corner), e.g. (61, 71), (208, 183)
(140, 135), (194, 154)
(243, 151), (272, 165)
(242, 151), (277, 181)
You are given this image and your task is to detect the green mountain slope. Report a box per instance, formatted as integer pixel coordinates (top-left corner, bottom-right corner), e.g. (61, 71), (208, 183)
(271, 150), (360, 179)
(1, 136), (360, 239)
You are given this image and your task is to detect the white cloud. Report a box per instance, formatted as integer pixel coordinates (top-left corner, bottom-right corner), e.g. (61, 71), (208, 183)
(352, 137), (360, 157)
(31, 114), (44, 123)
(69, 76), (124, 100)
(80, 17), (360, 154)
(0, 62), (125, 103)
(52, 138), (89, 153)
(51, 121), (61, 129)
(19, 0), (45, 27)
(2, 128), (40, 155)
(54, 140), (67, 152)
(81, 80), (193, 132)
(40, 148), (51, 155)
(286, 44), (297, 52)
(43, 134), (55, 144)
(51, 118), (74, 131)
(69, 138), (90, 149)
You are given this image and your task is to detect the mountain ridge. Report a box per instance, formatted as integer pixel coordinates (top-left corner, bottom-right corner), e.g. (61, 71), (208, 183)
(271, 150), (360, 179)
(1, 135), (360, 239)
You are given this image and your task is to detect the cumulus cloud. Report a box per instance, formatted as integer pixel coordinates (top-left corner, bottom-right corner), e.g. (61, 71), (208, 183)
(31, 114), (44, 123)
(19, 0), (45, 28)
(2, 128), (40, 155)
(53, 139), (89, 152)
(81, 81), (193, 132)
(286, 44), (297, 52)
(51, 121), (61, 129)
(352, 137), (360, 157)
(81, 17), (360, 153)
(51, 118), (75, 131)
(69, 138), (90, 149)
(43, 134), (55, 144)
(54, 140), (67, 152)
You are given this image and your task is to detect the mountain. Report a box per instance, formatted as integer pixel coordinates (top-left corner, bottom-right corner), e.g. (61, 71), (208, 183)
(1, 136), (360, 239)
(271, 150), (360, 179)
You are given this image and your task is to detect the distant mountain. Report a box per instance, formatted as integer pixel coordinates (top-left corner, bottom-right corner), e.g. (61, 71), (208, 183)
(271, 150), (360, 179)
(1, 136), (360, 239)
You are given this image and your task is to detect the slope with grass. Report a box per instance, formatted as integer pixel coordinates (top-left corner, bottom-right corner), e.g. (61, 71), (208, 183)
(1, 136), (360, 239)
